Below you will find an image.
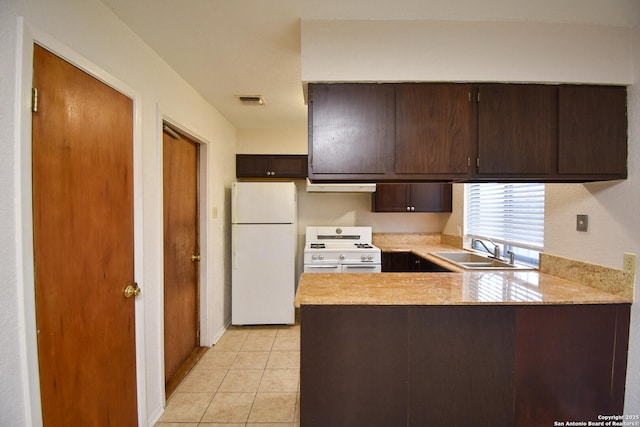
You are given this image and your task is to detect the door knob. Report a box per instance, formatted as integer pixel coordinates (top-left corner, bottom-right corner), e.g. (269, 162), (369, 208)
(191, 254), (201, 262)
(123, 283), (141, 298)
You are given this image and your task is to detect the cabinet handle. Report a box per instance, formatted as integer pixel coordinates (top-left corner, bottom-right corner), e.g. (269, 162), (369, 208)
(266, 171), (276, 176)
(406, 206), (411, 211)
(411, 206), (415, 211)
(271, 171), (276, 176)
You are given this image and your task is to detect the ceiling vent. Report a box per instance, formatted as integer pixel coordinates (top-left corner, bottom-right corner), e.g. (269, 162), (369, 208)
(238, 95), (265, 105)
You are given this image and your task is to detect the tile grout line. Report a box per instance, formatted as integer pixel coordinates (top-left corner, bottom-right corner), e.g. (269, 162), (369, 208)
(197, 332), (246, 424)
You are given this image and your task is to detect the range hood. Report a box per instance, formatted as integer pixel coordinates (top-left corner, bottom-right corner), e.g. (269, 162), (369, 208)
(305, 178), (376, 193)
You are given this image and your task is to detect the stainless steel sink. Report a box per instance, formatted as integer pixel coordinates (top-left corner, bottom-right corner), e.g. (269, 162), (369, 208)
(431, 252), (535, 271)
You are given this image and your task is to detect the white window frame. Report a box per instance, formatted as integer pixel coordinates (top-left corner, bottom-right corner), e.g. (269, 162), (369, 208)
(464, 183), (545, 267)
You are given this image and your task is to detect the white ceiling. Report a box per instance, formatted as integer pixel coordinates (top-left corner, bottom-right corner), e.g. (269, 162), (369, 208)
(99, 0), (639, 130)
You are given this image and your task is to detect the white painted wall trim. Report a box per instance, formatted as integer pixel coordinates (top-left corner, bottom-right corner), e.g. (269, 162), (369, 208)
(14, 16), (41, 427)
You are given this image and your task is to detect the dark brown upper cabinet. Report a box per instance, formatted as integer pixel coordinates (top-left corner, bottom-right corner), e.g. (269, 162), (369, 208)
(557, 85), (627, 179)
(477, 84), (557, 178)
(307, 82), (628, 183)
(308, 83), (395, 179)
(395, 83), (473, 179)
(372, 183), (452, 213)
(236, 154), (308, 178)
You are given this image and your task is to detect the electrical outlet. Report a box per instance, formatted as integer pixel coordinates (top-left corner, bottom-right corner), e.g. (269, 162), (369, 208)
(624, 253), (636, 272)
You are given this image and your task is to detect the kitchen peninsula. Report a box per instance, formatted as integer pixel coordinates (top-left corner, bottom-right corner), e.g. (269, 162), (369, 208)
(295, 240), (632, 427)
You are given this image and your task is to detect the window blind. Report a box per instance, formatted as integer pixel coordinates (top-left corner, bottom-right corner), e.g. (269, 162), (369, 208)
(465, 183), (545, 253)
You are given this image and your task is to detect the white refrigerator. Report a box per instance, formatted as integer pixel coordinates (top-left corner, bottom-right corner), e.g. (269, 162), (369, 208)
(231, 181), (297, 325)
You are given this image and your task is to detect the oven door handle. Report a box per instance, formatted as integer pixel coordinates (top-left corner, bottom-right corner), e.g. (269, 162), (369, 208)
(343, 265), (379, 268)
(306, 265), (340, 268)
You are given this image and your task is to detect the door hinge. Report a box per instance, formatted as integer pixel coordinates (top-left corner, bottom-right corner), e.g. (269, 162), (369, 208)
(467, 157), (471, 167)
(32, 87), (38, 113)
(468, 92), (471, 102)
(477, 91), (480, 103)
(476, 158), (480, 169)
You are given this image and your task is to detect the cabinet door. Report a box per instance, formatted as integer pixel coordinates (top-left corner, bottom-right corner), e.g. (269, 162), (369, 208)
(396, 84), (473, 176)
(382, 251), (413, 272)
(514, 305), (630, 426)
(236, 154), (272, 178)
(236, 154), (308, 178)
(410, 183), (452, 212)
(412, 254), (452, 272)
(300, 306), (408, 427)
(478, 84), (557, 176)
(409, 306), (515, 426)
(372, 183), (410, 212)
(558, 85), (627, 177)
(309, 83), (395, 177)
(373, 183), (452, 213)
(271, 155), (308, 178)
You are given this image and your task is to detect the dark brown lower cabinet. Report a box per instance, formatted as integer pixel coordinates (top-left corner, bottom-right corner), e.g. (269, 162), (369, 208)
(382, 251), (452, 272)
(300, 304), (630, 427)
(514, 305), (630, 426)
(408, 306), (515, 426)
(300, 306), (408, 427)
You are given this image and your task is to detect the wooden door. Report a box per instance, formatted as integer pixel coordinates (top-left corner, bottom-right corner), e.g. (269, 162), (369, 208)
(477, 84), (557, 176)
(32, 44), (137, 426)
(163, 126), (201, 396)
(395, 83), (473, 176)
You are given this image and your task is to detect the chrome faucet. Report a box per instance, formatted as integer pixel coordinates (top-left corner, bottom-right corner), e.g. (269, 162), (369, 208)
(472, 238), (501, 259)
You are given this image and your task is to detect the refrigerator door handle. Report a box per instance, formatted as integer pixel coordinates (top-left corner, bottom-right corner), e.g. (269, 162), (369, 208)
(232, 229), (237, 270)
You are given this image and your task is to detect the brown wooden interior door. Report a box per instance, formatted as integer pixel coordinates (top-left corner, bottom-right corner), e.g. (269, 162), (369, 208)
(163, 126), (200, 394)
(32, 44), (137, 427)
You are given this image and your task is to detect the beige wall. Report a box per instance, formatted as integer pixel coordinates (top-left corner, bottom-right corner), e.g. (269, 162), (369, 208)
(237, 128), (307, 154)
(301, 20), (633, 84)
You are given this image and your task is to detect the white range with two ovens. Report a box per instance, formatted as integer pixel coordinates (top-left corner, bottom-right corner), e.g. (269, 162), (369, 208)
(303, 226), (382, 273)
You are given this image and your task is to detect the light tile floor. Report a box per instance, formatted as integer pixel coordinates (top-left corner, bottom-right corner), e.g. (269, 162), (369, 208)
(155, 324), (300, 427)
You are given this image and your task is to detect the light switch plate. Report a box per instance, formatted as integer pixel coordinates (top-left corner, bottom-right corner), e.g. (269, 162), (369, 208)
(576, 214), (588, 232)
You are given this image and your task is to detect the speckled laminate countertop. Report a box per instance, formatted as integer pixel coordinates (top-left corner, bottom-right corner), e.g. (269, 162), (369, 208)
(295, 242), (632, 307)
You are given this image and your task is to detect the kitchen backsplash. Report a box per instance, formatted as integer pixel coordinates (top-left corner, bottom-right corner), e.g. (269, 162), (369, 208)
(539, 253), (634, 300)
(372, 232), (442, 246)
